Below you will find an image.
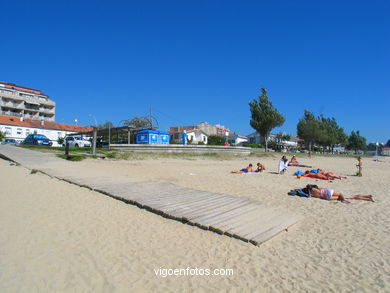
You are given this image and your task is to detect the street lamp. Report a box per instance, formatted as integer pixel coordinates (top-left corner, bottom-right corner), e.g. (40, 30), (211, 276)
(89, 114), (98, 127)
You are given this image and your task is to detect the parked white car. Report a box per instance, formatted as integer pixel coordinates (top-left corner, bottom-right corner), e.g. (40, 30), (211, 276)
(63, 136), (91, 148)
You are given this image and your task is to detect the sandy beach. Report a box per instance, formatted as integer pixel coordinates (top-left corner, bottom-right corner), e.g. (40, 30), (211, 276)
(1, 154), (390, 292)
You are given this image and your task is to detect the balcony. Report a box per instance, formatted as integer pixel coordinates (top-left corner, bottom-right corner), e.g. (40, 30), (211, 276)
(0, 110), (23, 117)
(39, 107), (55, 114)
(0, 100), (24, 109)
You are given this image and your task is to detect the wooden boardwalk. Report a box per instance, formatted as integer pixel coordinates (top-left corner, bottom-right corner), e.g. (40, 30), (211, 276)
(0, 145), (303, 246)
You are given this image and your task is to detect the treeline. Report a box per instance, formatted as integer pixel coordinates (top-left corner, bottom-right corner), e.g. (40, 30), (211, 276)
(249, 88), (368, 153)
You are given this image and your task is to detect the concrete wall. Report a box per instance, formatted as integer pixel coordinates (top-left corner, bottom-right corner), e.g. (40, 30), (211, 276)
(110, 144), (251, 155)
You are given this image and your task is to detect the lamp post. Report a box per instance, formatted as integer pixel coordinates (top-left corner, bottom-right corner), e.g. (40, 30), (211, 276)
(376, 142), (379, 157)
(89, 114), (98, 127)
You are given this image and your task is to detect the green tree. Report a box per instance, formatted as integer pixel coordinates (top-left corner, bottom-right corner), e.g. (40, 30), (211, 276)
(208, 135), (225, 145)
(124, 116), (151, 129)
(297, 110), (320, 152)
(347, 130), (367, 154)
(97, 121), (114, 130)
(0, 131), (5, 142)
(249, 88), (285, 151)
(317, 116), (347, 153)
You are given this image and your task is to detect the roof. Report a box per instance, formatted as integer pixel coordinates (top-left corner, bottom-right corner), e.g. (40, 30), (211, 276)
(0, 82), (48, 97)
(0, 115), (93, 132)
(186, 129), (208, 136)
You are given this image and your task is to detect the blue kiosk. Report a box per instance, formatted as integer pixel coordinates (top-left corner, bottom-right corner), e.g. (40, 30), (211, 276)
(158, 131), (170, 145)
(136, 130), (159, 144)
(136, 130), (170, 145)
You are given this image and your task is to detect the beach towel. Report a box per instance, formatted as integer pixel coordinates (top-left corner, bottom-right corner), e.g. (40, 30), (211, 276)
(278, 160), (288, 173)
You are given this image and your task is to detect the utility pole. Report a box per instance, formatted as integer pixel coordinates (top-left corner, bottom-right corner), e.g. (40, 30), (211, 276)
(149, 105), (153, 130)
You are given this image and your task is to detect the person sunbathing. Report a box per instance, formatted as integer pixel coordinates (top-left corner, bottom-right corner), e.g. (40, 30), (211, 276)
(288, 155), (312, 168)
(303, 170), (330, 180)
(231, 163), (254, 174)
(255, 162), (265, 172)
(316, 169), (347, 179)
(301, 184), (374, 204)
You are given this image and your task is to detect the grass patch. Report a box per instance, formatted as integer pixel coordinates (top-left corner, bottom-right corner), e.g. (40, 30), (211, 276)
(56, 154), (87, 161)
(30, 169), (39, 174)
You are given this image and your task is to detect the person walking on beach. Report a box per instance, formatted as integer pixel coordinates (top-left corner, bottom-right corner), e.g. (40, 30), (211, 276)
(356, 156), (363, 177)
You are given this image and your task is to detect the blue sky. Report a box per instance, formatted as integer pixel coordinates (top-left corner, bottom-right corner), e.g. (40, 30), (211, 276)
(1, 0), (389, 143)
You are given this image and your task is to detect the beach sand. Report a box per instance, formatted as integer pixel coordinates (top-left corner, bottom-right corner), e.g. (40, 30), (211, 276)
(1, 154), (390, 292)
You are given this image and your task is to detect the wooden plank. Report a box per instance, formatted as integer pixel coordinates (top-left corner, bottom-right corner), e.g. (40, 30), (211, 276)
(243, 213), (301, 241)
(186, 198), (250, 220)
(139, 190), (209, 207)
(197, 203), (261, 229)
(249, 215), (303, 245)
(163, 194), (230, 214)
(223, 207), (281, 237)
(167, 196), (239, 217)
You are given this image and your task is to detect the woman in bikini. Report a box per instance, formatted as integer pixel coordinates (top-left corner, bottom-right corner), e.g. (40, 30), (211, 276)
(316, 169), (347, 179)
(288, 155), (312, 167)
(302, 184), (373, 204)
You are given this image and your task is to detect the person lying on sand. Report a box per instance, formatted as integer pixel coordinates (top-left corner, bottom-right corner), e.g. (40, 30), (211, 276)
(288, 155), (312, 168)
(231, 163), (254, 174)
(303, 170), (331, 180)
(255, 162), (265, 172)
(316, 169), (347, 179)
(298, 184), (374, 204)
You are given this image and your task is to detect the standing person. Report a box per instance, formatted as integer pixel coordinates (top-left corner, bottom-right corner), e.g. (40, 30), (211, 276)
(356, 156), (363, 177)
(278, 156), (288, 174)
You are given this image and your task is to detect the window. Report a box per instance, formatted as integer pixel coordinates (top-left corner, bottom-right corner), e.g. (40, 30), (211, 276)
(17, 128), (22, 135)
(174, 133), (179, 139)
(34, 130), (37, 134)
(5, 127), (12, 135)
(26, 129), (30, 135)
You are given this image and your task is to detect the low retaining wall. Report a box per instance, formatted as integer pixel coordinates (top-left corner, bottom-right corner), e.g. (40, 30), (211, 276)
(109, 144), (252, 155)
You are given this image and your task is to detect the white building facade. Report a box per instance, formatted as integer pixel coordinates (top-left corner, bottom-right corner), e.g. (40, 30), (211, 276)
(0, 115), (92, 147)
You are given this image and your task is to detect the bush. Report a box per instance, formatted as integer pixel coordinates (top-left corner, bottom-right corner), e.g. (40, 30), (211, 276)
(57, 137), (64, 145)
(242, 143), (262, 148)
(208, 136), (225, 146)
(198, 141), (205, 145)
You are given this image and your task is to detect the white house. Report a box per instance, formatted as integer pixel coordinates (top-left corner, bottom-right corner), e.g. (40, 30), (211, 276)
(228, 134), (248, 146)
(186, 129), (208, 144)
(0, 115), (92, 146)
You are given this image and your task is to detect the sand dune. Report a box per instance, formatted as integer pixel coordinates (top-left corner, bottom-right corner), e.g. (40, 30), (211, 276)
(1, 154), (389, 292)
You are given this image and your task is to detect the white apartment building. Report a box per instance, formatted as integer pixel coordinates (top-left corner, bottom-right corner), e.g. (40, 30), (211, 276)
(0, 82), (55, 122)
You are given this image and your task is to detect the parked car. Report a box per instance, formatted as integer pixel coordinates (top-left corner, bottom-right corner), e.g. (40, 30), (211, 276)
(23, 134), (53, 146)
(1, 138), (18, 145)
(63, 136), (91, 148)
